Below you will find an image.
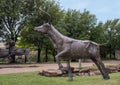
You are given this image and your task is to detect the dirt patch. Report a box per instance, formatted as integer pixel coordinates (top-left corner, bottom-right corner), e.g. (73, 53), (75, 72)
(0, 65), (39, 69)
(0, 61), (120, 74)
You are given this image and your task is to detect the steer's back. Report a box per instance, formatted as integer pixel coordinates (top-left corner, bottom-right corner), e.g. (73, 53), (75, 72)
(0, 49), (9, 58)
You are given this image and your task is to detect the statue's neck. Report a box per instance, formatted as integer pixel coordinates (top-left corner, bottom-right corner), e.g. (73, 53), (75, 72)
(47, 25), (63, 45)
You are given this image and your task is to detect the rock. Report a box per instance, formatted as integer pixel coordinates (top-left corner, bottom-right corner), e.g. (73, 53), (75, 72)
(105, 67), (118, 73)
(38, 67), (74, 77)
(39, 69), (62, 77)
(79, 68), (91, 76)
(62, 67), (74, 73)
(94, 71), (101, 75)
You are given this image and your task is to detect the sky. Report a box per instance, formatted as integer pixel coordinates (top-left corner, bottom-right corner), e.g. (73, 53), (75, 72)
(58, 0), (120, 23)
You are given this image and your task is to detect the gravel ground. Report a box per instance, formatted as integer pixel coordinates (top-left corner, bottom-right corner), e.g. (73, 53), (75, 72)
(0, 61), (119, 74)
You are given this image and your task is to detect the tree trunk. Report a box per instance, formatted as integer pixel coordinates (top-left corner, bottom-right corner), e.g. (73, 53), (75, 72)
(113, 51), (115, 59)
(10, 55), (15, 63)
(9, 38), (16, 63)
(45, 46), (48, 62)
(25, 56), (27, 63)
(109, 45), (112, 59)
(52, 49), (56, 62)
(37, 48), (41, 63)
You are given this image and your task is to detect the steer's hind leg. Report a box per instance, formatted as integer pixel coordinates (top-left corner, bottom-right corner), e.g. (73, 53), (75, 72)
(66, 60), (73, 81)
(91, 57), (110, 79)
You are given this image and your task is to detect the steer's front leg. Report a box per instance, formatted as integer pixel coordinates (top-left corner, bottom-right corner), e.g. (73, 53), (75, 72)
(55, 48), (69, 74)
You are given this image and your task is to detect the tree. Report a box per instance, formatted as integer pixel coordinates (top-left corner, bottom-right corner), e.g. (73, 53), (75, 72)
(0, 0), (31, 62)
(19, 25), (45, 62)
(0, 0), (28, 41)
(90, 22), (106, 43)
(59, 9), (97, 40)
(19, 0), (64, 63)
(103, 19), (120, 59)
(90, 19), (120, 59)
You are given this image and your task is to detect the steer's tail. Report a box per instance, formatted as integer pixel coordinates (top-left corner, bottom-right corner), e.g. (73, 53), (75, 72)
(99, 40), (109, 46)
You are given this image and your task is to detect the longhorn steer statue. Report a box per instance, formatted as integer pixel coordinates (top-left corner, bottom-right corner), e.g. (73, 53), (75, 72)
(0, 48), (13, 63)
(0, 49), (10, 59)
(8, 40), (30, 63)
(34, 23), (110, 81)
(0, 49), (9, 58)
(10, 47), (30, 63)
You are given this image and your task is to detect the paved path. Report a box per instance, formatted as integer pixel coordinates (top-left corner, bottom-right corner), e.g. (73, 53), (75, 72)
(0, 61), (119, 74)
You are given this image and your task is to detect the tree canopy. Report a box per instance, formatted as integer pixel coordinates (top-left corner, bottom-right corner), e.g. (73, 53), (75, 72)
(0, 0), (120, 62)
(0, 0), (28, 41)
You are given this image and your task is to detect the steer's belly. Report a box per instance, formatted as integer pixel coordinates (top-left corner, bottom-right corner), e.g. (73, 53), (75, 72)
(61, 41), (91, 60)
(70, 50), (89, 59)
(71, 41), (88, 55)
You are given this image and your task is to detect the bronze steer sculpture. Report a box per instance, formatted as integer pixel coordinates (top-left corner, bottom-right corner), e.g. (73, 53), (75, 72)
(8, 40), (30, 63)
(0, 47), (30, 63)
(0, 49), (11, 59)
(34, 23), (110, 81)
(9, 45), (30, 63)
(0, 49), (13, 63)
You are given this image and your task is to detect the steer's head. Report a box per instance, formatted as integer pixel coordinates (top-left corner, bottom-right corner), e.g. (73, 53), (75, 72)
(34, 23), (51, 34)
(34, 9), (51, 34)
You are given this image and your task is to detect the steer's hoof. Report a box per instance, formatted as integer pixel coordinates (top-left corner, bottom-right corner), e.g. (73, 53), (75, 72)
(104, 76), (110, 80)
(68, 77), (73, 81)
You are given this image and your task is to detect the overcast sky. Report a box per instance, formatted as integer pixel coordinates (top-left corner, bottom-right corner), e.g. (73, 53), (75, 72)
(59, 0), (120, 23)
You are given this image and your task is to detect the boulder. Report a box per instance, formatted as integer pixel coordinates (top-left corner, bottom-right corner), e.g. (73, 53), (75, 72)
(39, 69), (62, 77)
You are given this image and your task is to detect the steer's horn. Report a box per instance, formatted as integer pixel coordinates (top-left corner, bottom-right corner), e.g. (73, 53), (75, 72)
(39, 8), (51, 23)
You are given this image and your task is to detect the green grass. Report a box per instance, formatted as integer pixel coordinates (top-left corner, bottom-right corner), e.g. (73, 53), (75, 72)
(0, 72), (120, 85)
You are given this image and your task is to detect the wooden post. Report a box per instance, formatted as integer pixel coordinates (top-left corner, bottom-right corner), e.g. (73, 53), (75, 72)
(78, 59), (82, 70)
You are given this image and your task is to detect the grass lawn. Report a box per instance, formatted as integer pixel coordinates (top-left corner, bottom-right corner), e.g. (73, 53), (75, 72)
(0, 72), (120, 85)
